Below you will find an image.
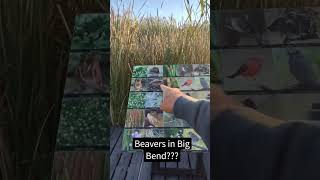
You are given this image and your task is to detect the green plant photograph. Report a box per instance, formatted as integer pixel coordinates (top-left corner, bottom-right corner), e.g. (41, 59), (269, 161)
(127, 92), (146, 109)
(56, 96), (108, 150)
(71, 13), (109, 50)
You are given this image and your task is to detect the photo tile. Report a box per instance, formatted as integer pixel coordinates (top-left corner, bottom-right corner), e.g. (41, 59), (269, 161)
(71, 13), (108, 50)
(192, 64), (210, 76)
(264, 8), (320, 45)
(231, 94), (320, 121)
(64, 51), (108, 95)
(178, 77), (210, 91)
(125, 109), (145, 128)
(144, 92), (163, 108)
(146, 77), (163, 91)
(132, 66), (148, 78)
(164, 128), (208, 151)
(130, 78), (148, 92)
(211, 50), (222, 83)
(163, 112), (191, 128)
(272, 47), (320, 90)
(163, 65), (178, 77)
(184, 91), (210, 100)
(176, 64), (193, 76)
(144, 108), (164, 127)
(127, 92), (146, 109)
(122, 128), (165, 151)
(56, 96), (108, 150)
(213, 9), (267, 47)
(220, 48), (279, 91)
(147, 65), (163, 77)
(163, 77), (180, 88)
(122, 129), (145, 151)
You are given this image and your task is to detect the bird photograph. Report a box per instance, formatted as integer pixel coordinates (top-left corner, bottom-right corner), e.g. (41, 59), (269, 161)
(227, 56), (263, 80)
(147, 65), (163, 77)
(179, 78), (194, 90)
(221, 49), (278, 91)
(265, 8), (320, 44)
(272, 47), (320, 90)
(192, 64), (210, 76)
(200, 77), (210, 90)
(181, 79), (193, 87)
(147, 78), (163, 91)
(144, 108), (163, 128)
(216, 9), (267, 47)
(177, 64), (193, 76)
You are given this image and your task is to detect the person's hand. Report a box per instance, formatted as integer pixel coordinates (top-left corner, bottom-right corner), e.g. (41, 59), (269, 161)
(211, 84), (242, 116)
(160, 84), (197, 113)
(160, 85), (184, 113)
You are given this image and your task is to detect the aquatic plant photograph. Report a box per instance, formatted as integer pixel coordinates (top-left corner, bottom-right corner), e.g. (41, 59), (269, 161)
(56, 96), (108, 150)
(71, 13), (109, 50)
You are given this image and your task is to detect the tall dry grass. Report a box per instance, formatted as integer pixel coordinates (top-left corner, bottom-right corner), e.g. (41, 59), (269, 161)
(110, 5), (210, 126)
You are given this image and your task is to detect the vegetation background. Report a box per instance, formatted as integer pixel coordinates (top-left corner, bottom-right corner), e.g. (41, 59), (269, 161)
(110, 0), (210, 126)
(0, 0), (108, 179)
(1, 0), (320, 179)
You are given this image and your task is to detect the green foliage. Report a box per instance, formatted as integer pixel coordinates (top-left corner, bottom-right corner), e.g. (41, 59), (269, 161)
(56, 97), (108, 149)
(72, 14), (109, 50)
(127, 92), (145, 109)
(132, 66), (148, 78)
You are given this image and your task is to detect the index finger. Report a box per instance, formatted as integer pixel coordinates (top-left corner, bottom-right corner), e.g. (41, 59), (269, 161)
(160, 84), (169, 91)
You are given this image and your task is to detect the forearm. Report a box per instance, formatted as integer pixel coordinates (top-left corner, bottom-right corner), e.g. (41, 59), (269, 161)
(173, 96), (210, 146)
(213, 109), (320, 180)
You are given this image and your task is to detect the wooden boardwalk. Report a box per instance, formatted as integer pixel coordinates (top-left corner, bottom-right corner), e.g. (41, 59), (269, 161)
(110, 128), (207, 180)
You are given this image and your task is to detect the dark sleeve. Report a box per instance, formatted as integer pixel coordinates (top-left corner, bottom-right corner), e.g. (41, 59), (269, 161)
(173, 96), (210, 146)
(213, 110), (320, 180)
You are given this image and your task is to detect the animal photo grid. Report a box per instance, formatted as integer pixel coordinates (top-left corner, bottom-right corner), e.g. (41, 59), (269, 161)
(56, 13), (109, 150)
(213, 8), (320, 93)
(122, 64), (210, 151)
(212, 8), (320, 122)
(213, 7), (320, 48)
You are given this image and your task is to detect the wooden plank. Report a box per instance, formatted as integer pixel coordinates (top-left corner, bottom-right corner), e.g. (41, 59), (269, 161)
(192, 176), (206, 180)
(110, 131), (123, 178)
(165, 162), (179, 180)
(126, 152), (143, 180)
(178, 152), (192, 180)
(110, 128), (122, 152)
(112, 153), (133, 180)
(138, 161), (152, 180)
(152, 162), (165, 180)
(179, 152), (190, 169)
(188, 153), (198, 170)
(52, 151), (106, 180)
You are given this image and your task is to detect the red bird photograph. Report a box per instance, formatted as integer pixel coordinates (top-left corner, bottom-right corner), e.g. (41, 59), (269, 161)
(227, 56), (264, 79)
(181, 79), (193, 87)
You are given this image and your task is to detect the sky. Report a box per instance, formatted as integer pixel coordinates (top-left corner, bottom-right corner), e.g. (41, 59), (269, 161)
(111, 0), (209, 23)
